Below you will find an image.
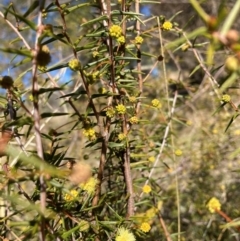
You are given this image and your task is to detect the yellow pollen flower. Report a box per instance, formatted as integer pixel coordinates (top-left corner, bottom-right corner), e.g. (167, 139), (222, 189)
(162, 21), (173, 31)
(148, 156), (155, 162)
(128, 96), (137, 103)
(151, 99), (162, 108)
(134, 36), (144, 44)
(68, 58), (81, 71)
(174, 149), (182, 156)
(206, 197), (221, 213)
(116, 104), (126, 114)
(142, 184), (151, 194)
(115, 227), (135, 241)
(106, 107), (116, 118)
(83, 128), (97, 141)
(139, 222), (151, 233)
(221, 94), (231, 103)
(118, 133), (127, 141)
(109, 25), (122, 38)
(117, 36), (125, 44)
(129, 116), (139, 124)
(80, 177), (98, 195)
(64, 190), (78, 202)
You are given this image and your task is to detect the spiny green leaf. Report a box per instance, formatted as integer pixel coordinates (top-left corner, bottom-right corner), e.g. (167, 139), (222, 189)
(23, 0), (39, 17)
(12, 57), (32, 68)
(225, 113), (240, 132)
(115, 56), (140, 61)
(43, 63), (68, 73)
(0, 48), (32, 57)
(84, 57), (109, 68)
(63, 3), (90, 14)
(108, 142), (125, 148)
(81, 15), (108, 27)
(41, 112), (69, 119)
(4, 8), (37, 30)
(38, 87), (64, 95)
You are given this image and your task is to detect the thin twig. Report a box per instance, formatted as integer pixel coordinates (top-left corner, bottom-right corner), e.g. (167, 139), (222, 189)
(0, 11), (31, 50)
(32, 2), (46, 241)
(137, 91), (178, 200)
(158, 213), (173, 241)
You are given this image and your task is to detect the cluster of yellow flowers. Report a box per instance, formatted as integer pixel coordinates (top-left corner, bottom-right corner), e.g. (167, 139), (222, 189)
(118, 133), (127, 141)
(117, 36), (125, 44)
(115, 227), (135, 241)
(142, 184), (151, 194)
(134, 36), (144, 44)
(162, 21), (173, 31)
(134, 200), (162, 227)
(129, 116), (139, 124)
(64, 190), (78, 202)
(80, 177), (98, 195)
(116, 104), (127, 114)
(151, 99), (162, 108)
(148, 156), (155, 162)
(83, 128), (97, 141)
(128, 96), (137, 103)
(139, 222), (151, 233)
(206, 197), (221, 213)
(85, 71), (100, 84)
(106, 107), (116, 118)
(174, 149), (183, 156)
(221, 94), (231, 103)
(109, 25), (122, 38)
(109, 25), (125, 44)
(68, 58), (81, 71)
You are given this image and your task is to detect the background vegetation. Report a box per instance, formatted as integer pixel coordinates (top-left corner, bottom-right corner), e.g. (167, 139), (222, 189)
(1, 0), (240, 240)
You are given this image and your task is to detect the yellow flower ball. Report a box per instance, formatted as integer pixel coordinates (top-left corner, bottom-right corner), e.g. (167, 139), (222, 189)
(80, 177), (98, 195)
(139, 222), (151, 233)
(64, 190), (78, 202)
(151, 99), (162, 108)
(109, 25), (122, 38)
(221, 94), (231, 103)
(118, 133), (127, 141)
(106, 107), (116, 118)
(162, 21), (173, 31)
(129, 116), (139, 124)
(68, 58), (81, 71)
(206, 197), (221, 213)
(115, 227), (135, 241)
(117, 36), (125, 44)
(134, 36), (144, 44)
(174, 149), (182, 156)
(148, 156), (155, 162)
(116, 104), (126, 114)
(128, 96), (137, 103)
(142, 184), (151, 194)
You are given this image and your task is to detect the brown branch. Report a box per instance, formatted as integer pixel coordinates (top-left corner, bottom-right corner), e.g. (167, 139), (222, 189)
(33, 1), (46, 241)
(158, 213), (172, 241)
(216, 209), (240, 232)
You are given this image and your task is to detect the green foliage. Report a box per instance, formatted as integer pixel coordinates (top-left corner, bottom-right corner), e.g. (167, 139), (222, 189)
(1, 0), (240, 241)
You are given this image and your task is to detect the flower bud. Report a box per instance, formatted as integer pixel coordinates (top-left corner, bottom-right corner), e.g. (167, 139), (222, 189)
(225, 56), (239, 72)
(36, 45), (51, 66)
(0, 76), (14, 89)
